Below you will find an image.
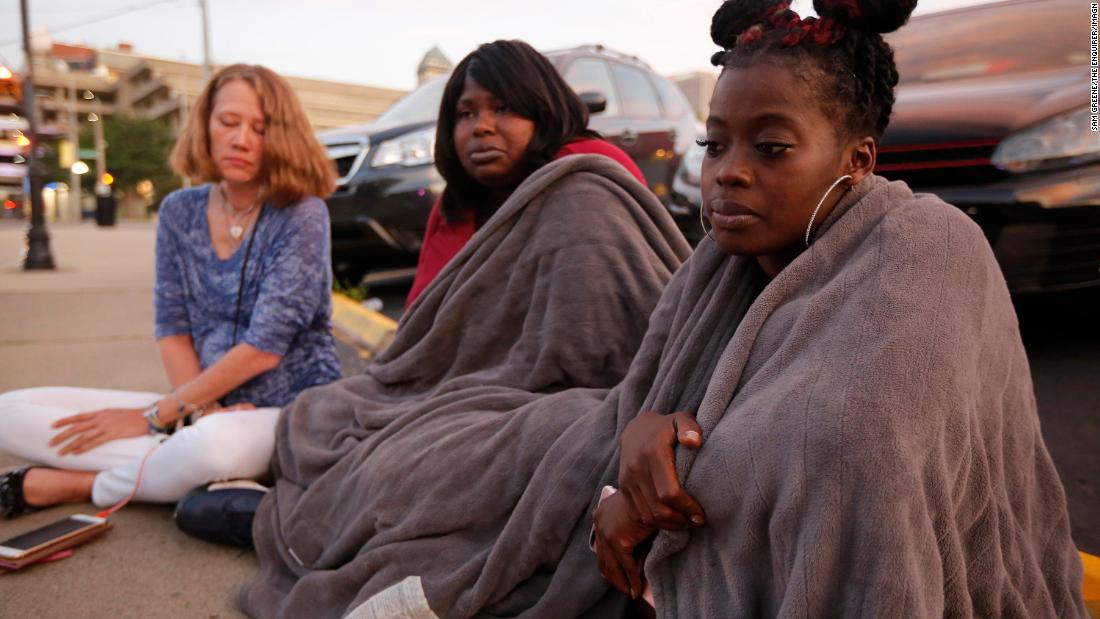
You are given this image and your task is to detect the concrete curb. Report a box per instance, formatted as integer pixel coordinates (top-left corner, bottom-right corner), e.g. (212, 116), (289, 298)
(1083, 551), (1100, 617)
(331, 293), (398, 359)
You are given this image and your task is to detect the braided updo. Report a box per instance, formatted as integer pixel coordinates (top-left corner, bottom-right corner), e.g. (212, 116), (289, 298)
(710, 0), (917, 139)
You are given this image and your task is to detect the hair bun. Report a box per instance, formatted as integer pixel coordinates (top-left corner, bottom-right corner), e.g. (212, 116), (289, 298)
(812, 0), (917, 35)
(711, 0), (779, 49)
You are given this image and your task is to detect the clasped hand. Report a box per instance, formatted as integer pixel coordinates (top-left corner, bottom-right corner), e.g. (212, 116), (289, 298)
(592, 410), (706, 598)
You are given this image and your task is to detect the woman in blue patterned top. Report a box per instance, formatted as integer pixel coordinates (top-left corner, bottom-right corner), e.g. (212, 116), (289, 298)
(0, 64), (341, 516)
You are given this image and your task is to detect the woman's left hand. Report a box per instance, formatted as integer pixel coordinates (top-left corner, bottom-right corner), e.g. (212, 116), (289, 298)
(593, 490), (655, 599)
(618, 410), (706, 530)
(50, 407), (150, 455)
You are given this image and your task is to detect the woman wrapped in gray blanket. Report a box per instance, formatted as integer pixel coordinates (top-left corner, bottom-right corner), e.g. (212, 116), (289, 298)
(236, 41), (692, 617)
(241, 4), (1086, 617)
(593, 0), (1087, 616)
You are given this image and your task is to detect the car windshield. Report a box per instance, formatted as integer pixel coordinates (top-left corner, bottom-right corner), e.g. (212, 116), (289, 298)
(889, 0), (1087, 84)
(375, 53), (573, 125)
(375, 76), (448, 125)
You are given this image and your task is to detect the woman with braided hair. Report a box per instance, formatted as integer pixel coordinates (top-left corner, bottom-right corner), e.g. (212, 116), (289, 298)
(236, 8), (1084, 617)
(592, 0), (1087, 616)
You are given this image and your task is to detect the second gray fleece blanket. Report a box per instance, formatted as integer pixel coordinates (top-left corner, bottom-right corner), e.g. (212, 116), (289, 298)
(636, 174), (1086, 617)
(236, 155), (691, 618)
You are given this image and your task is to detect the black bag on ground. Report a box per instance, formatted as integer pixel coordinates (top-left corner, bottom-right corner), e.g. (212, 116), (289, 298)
(174, 482), (266, 548)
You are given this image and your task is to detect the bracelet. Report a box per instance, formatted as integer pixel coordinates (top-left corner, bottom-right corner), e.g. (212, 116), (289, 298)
(142, 404), (170, 434)
(145, 393), (201, 435)
(166, 392), (218, 418)
(589, 485), (619, 552)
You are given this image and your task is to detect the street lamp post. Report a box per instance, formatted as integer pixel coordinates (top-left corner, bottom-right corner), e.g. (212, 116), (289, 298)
(199, 0), (212, 84)
(91, 104), (106, 188)
(20, 0), (54, 270)
(64, 68), (80, 221)
(81, 88), (114, 225)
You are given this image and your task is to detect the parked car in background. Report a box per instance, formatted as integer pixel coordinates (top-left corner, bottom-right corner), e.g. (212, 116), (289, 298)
(669, 134), (706, 244)
(883, 0), (1095, 293)
(319, 45), (699, 284)
(671, 0), (1096, 293)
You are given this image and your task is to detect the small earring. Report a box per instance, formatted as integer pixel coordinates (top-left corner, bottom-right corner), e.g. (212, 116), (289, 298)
(804, 174), (853, 247)
(699, 204), (716, 243)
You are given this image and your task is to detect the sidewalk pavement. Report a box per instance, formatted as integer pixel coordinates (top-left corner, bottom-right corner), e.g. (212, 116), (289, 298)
(0, 221), (255, 617)
(0, 219), (404, 615)
(0, 220), (397, 618)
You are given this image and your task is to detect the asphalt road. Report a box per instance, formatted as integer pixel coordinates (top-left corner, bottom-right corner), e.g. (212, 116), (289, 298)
(368, 280), (1100, 555)
(1016, 288), (1100, 555)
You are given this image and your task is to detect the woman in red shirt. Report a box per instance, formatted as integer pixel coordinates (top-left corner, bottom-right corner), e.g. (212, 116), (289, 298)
(406, 41), (645, 305)
(237, 41), (691, 617)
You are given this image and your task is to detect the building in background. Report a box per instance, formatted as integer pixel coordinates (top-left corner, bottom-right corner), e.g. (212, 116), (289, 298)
(33, 41), (407, 136)
(23, 39), (408, 220)
(0, 64), (29, 217)
(416, 46), (453, 86)
(669, 70), (717, 121)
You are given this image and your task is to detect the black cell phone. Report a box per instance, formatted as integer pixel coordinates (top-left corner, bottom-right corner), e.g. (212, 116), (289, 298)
(0, 514), (111, 570)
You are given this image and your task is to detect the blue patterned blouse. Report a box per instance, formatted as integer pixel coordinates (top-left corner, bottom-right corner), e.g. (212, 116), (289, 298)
(154, 185), (341, 408)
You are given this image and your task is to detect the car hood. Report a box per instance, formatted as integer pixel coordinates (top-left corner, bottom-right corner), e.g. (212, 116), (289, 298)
(882, 66), (1089, 146)
(318, 118), (436, 145)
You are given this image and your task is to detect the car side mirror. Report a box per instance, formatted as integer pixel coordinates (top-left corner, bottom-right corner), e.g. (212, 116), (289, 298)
(579, 91), (607, 115)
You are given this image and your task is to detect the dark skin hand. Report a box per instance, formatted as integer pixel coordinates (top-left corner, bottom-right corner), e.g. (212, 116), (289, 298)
(618, 410), (706, 529)
(594, 410), (707, 597)
(593, 490), (655, 599)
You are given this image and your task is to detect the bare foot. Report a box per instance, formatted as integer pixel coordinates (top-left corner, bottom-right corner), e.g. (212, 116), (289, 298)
(22, 468), (96, 507)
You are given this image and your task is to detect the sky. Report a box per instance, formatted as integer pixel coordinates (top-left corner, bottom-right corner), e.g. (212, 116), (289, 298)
(0, 0), (999, 92)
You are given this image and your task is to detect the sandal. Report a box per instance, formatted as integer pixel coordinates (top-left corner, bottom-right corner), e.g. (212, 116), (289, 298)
(0, 466), (39, 519)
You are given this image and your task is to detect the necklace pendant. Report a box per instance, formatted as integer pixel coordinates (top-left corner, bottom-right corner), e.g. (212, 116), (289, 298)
(230, 224), (244, 239)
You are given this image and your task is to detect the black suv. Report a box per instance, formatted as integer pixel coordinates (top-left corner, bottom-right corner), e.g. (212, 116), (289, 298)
(671, 0), (1097, 293)
(320, 45), (699, 284)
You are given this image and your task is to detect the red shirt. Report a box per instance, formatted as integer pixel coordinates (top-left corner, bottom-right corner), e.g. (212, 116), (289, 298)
(406, 138), (645, 305)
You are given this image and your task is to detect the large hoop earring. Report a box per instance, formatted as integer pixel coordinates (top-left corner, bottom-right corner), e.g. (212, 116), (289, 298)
(699, 204), (716, 243)
(804, 174), (853, 247)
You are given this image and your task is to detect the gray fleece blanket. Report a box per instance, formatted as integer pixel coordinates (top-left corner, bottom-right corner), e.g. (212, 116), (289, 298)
(236, 154), (692, 618)
(241, 168), (1085, 617)
(634, 174), (1086, 617)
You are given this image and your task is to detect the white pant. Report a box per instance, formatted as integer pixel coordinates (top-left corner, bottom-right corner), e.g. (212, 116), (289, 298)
(0, 387), (280, 507)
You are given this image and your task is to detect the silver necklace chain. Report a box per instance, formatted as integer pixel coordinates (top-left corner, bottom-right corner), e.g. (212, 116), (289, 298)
(218, 183), (261, 240)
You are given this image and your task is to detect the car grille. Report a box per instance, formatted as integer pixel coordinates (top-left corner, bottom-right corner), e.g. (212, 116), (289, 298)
(876, 139), (1100, 292)
(875, 138), (1008, 187)
(334, 155), (356, 178)
(980, 207), (1100, 293)
(324, 138), (369, 187)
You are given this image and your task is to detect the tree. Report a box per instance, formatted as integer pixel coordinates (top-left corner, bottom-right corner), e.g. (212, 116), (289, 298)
(79, 114), (179, 206)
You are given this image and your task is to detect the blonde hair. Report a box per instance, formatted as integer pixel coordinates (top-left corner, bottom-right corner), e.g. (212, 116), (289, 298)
(170, 64), (336, 204)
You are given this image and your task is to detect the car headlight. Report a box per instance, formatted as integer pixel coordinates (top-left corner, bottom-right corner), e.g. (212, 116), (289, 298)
(680, 139), (705, 185)
(992, 106), (1100, 173)
(370, 127), (435, 168)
